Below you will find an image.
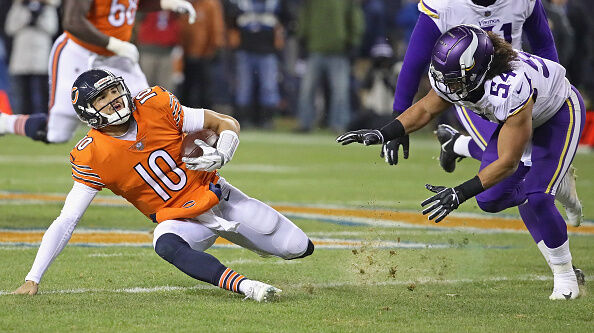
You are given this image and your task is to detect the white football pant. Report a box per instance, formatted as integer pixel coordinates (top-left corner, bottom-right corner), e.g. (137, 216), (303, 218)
(152, 178), (310, 259)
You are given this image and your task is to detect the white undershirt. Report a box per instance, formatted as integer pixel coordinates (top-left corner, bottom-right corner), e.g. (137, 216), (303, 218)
(25, 106), (205, 283)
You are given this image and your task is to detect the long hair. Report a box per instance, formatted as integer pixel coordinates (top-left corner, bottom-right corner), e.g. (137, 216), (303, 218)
(484, 31), (518, 80)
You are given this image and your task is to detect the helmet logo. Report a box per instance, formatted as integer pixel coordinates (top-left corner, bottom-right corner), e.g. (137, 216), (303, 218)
(71, 87), (79, 104)
(95, 77), (112, 88)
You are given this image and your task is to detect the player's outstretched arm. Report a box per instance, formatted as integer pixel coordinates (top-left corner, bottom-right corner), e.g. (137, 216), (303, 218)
(62, 0), (139, 62)
(337, 90), (450, 147)
(476, 100), (533, 189)
(421, 100), (533, 223)
(12, 182), (97, 295)
(62, 0), (108, 49)
(159, 0), (196, 24)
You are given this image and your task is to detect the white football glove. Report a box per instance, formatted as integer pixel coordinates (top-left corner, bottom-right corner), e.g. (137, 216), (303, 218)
(160, 0), (196, 24)
(182, 139), (224, 172)
(182, 130), (239, 172)
(106, 37), (139, 63)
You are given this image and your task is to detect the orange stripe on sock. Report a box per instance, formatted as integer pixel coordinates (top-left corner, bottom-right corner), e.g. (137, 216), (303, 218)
(225, 272), (238, 291)
(232, 275), (245, 293)
(218, 268), (231, 288)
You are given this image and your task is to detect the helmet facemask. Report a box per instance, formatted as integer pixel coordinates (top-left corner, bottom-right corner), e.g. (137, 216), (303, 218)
(85, 79), (133, 128)
(430, 61), (488, 101)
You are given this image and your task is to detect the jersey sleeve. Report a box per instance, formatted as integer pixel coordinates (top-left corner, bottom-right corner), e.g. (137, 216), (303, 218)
(417, 0), (448, 33)
(522, 0), (559, 62)
(182, 106), (206, 133)
(392, 13), (442, 113)
(134, 86), (185, 133)
(25, 182), (97, 283)
(494, 73), (533, 122)
(70, 137), (105, 191)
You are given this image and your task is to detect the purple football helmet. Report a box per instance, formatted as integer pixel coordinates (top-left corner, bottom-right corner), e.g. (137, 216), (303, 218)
(430, 25), (494, 101)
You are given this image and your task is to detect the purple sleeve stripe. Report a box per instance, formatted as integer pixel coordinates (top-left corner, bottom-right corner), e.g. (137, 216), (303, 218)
(522, 0), (559, 62)
(419, 0), (439, 18)
(392, 13), (442, 113)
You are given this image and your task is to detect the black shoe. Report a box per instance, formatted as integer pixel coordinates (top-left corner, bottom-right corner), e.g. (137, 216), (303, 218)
(573, 265), (585, 286)
(436, 124), (464, 173)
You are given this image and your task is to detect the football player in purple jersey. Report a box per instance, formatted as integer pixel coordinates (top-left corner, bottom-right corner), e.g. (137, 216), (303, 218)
(383, 0), (583, 227)
(338, 25), (584, 300)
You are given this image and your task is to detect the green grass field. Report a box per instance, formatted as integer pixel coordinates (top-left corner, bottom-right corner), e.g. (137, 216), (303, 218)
(0, 128), (592, 332)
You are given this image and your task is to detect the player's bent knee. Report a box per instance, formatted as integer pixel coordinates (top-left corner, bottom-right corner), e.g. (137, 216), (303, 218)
(154, 233), (189, 264)
(277, 228), (310, 259)
(526, 192), (555, 210)
(476, 199), (505, 213)
(46, 131), (73, 144)
(287, 239), (315, 260)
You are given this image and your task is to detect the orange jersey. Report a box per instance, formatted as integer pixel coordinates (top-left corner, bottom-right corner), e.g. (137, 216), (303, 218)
(65, 0), (139, 55)
(70, 86), (219, 222)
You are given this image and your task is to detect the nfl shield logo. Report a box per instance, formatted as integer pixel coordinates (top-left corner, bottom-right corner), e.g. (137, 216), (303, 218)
(485, 11), (491, 17)
(135, 141), (144, 151)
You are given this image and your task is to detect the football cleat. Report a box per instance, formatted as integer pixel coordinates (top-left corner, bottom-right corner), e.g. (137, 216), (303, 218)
(573, 266), (585, 286)
(435, 124), (465, 173)
(549, 270), (579, 300)
(242, 280), (282, 302)
(555, 165), (583, 227)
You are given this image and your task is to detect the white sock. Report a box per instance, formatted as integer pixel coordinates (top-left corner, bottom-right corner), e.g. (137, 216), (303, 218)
(547, 240), (573, 273)
(238, 279), (254, 295)
(0, 113), (17, 134)
(453, 135), (472, 157)
(536, 240), (553, 271)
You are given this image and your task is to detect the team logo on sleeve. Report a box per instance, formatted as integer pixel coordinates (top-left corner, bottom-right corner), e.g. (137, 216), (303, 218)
(71, 87), (79, 104)
(182, 200), (196, 208)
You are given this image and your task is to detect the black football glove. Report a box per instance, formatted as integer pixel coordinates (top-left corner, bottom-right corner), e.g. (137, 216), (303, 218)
(421, 184), (467, 223)
(336, 129), (384, 146)
(380, 135), (409, 165)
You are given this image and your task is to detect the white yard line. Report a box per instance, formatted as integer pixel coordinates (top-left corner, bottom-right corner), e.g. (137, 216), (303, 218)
(0, 275), (552, 296)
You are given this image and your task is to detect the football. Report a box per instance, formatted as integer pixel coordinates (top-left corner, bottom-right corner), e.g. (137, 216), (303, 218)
(181, 129), (219, 158)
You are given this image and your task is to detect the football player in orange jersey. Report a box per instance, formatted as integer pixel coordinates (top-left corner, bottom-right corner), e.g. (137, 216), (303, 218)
(0, 0), (195, 144)
(13, 69), (314, 301)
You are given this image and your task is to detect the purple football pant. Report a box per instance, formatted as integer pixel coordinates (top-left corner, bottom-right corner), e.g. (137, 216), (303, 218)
(473, 87), (585, 248)
(453, 105), (497, 160)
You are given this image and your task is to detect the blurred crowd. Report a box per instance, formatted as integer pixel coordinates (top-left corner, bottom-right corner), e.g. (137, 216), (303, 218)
(1, 0), (593, 135)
